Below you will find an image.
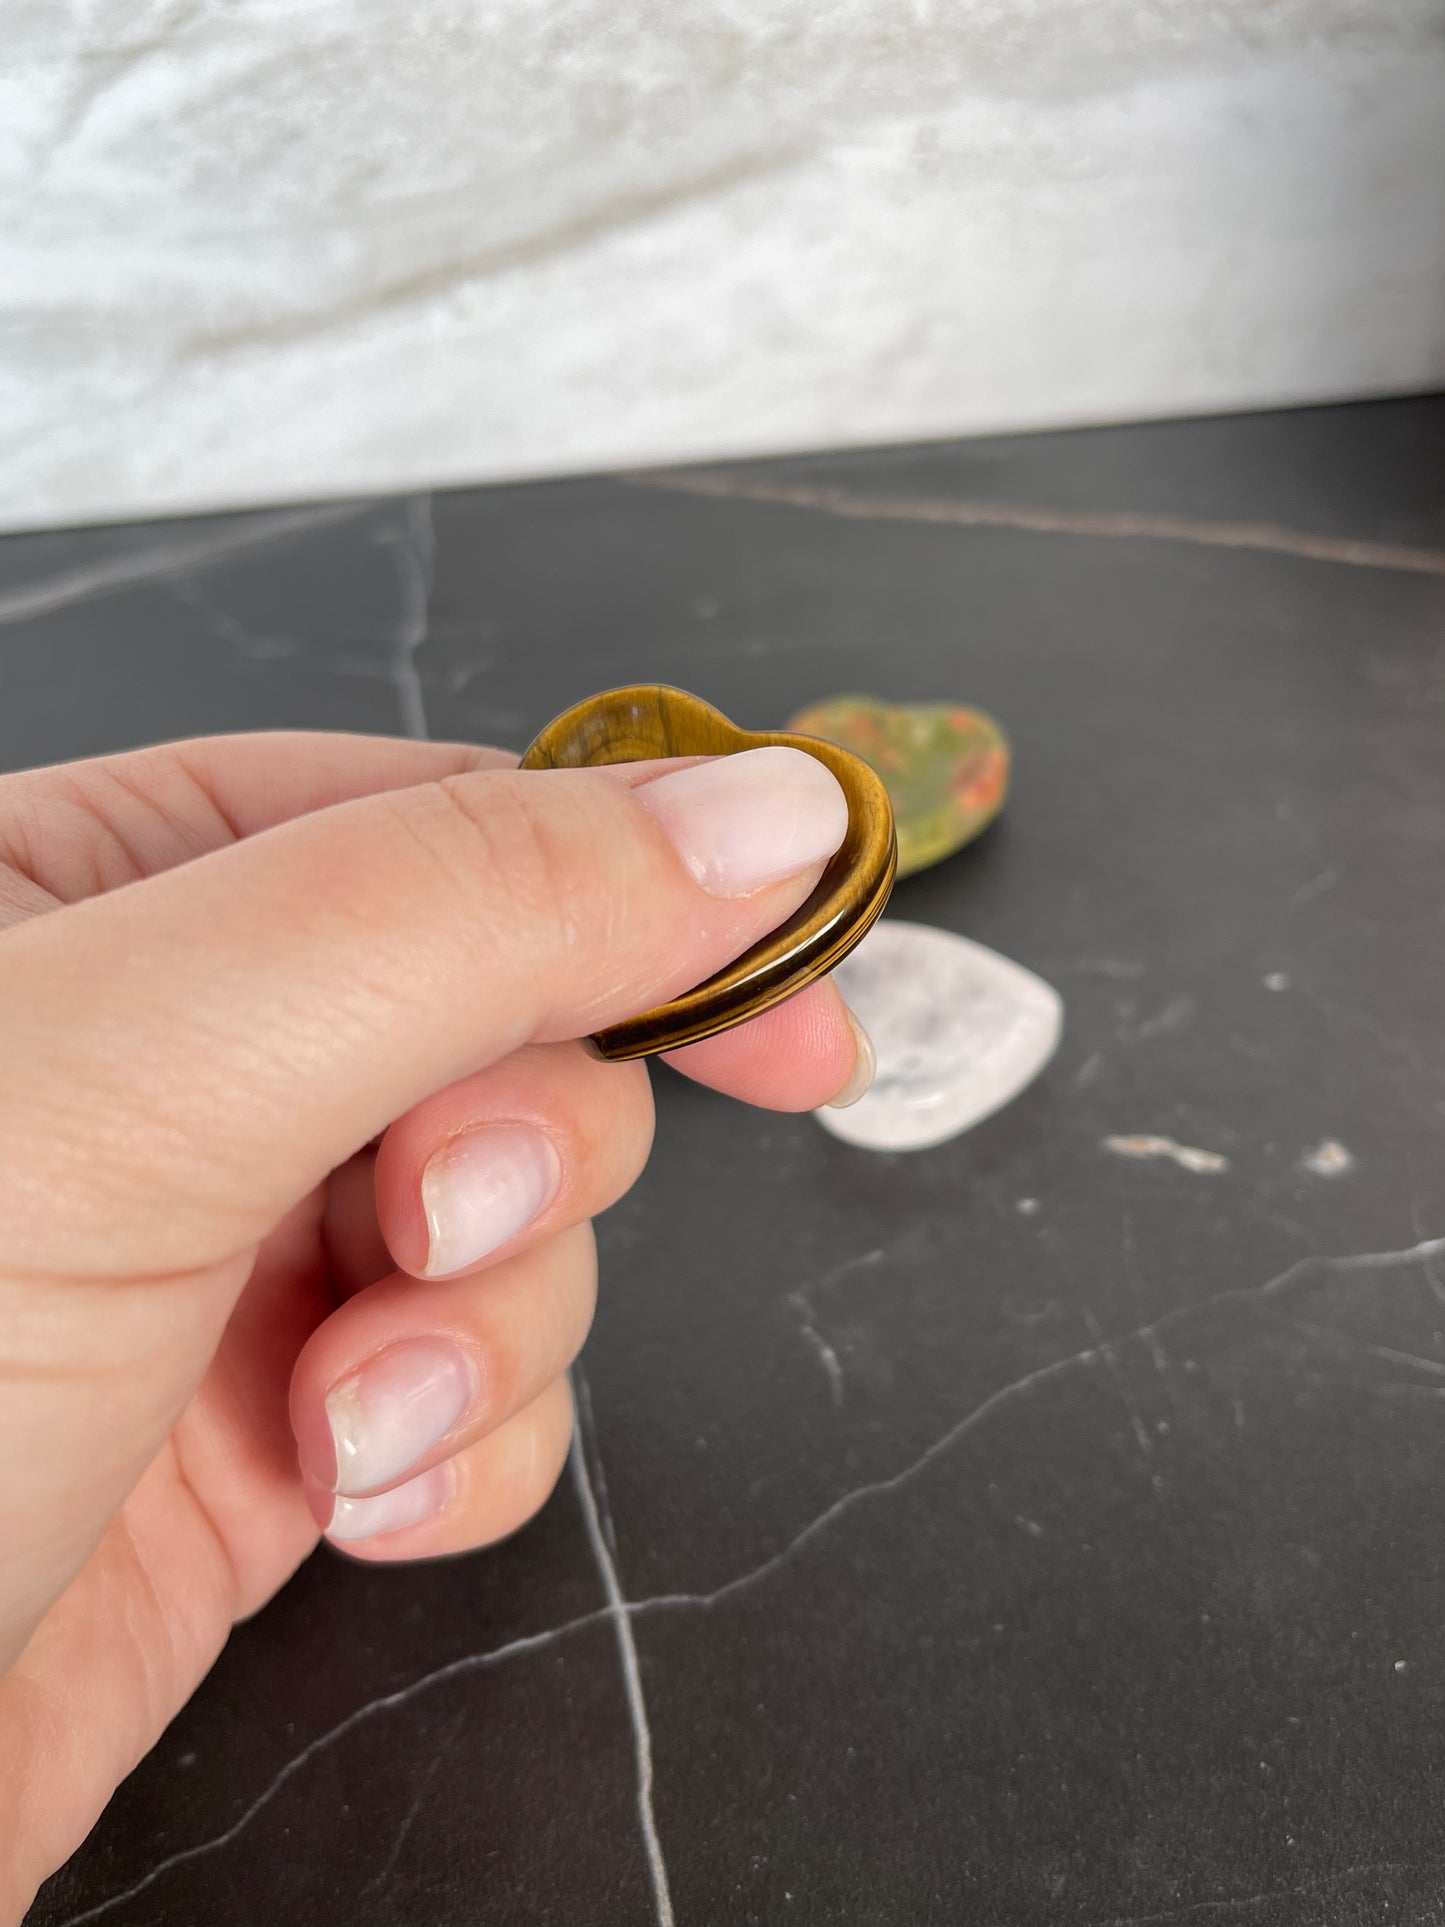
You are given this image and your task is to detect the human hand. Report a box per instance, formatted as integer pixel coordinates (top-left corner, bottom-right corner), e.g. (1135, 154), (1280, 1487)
(0, 730), (871, 1917)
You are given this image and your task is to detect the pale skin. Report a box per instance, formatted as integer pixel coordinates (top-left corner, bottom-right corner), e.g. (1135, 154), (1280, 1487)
(0, 730), (872, 1920)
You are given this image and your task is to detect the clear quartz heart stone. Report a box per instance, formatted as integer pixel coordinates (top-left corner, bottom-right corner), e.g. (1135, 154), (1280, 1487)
(816, 919), (1062, 1152)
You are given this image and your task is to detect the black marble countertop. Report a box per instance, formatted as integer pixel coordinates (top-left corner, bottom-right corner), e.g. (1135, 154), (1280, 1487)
(9, 397), (1445, 1927)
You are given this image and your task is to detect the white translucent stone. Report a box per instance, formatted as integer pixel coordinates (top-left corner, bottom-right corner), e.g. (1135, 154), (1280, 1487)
(815, 920), (1063, 1153)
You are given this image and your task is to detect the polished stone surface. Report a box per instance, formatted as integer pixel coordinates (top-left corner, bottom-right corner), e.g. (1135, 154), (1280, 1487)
(4, 5), (1445, 529)
(817, 922), (1063, 1152)
(8, 395), (1445, 1926)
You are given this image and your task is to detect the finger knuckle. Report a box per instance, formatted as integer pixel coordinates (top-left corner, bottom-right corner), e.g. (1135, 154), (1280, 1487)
(429, 774), (587, 936)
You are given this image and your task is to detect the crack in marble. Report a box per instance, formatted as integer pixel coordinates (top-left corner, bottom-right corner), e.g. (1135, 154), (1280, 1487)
(572, 1366), (618, 1559)
(357, 1705), (466, 1901)
(57, 1237), (1445, 1922)
(572, 1372), (675, 1927)
(1410, 1182), (1445, 1305)
(1074, 1049), (1107, 1089)
(186, 145), (804, 359)
(378, 495), (433, 740)
(786, 1247), (885, 1407)
(168, 577), (297, 661)
(1073, 959), (1149, 981)
(1288, 865), (1340, 909)
(624, 472), (1445, 579)
(1132, 993), (1197, 1042)
(631, 1236), (1445, 1620)
(1270, 1315), (1445, 1380)
(1120, 1212), (1149, 1326)
(43, 7), (208, 163)
(1095, 1856), (1432, 1925)
(51, 1609), (614, 1927)
(0, 503), (367, 631)
(788, 1294), (846, 1406)
(1082, 1304), (1159, 1477)
(1320, 1239), (1445, 1276)
(1248, 1362), (1445, 1404)
(1143, 1327), (1173, 1383)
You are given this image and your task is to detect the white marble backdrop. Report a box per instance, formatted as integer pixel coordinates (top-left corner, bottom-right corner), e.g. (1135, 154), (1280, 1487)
(3, 1), (1444, 531)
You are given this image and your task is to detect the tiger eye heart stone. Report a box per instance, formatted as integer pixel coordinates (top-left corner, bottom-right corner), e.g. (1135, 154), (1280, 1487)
(520, 684), (896, 1060)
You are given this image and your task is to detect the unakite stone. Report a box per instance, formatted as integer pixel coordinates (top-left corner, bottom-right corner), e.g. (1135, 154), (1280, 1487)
(787, 696), (1010, 878)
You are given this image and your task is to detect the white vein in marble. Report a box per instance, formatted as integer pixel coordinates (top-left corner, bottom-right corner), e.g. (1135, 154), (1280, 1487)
(817, 920), (1062, 1152)
(53, 1234), (1445, 1926)
(571, 1368), (674, 1927)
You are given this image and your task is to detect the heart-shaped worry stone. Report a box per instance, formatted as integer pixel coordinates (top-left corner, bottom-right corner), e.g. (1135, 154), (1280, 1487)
(520, 684), (897, 1060)
(815, 920), (1062, 1152)
(786, 695), (1009, 878)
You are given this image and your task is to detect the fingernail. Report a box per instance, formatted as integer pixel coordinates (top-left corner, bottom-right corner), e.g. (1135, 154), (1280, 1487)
(421, 1125), (560, 1276)
(325, 1462), (455, 1543)
(825, 1005), (877, 1108)
(324, 1340), (476, 1496)
(637, 746), (849, 897)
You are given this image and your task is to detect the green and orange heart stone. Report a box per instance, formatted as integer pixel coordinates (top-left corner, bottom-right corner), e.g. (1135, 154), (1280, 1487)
(786, 695), (1010, 878)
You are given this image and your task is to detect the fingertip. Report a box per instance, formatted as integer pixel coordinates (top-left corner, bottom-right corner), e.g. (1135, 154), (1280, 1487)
(373, 1044), (652, 1281)
(822, 1003), (877, 1109)
(662, 978), (871, 1112)
(320, 1461), (457, 1546)
(316, 1377), (574, 1563)
(302, 1469), (337, 1532)
(290, 1372), (339, 1495)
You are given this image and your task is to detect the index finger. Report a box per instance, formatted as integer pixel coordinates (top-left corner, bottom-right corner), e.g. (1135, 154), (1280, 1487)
(0, 732), (518, 913)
